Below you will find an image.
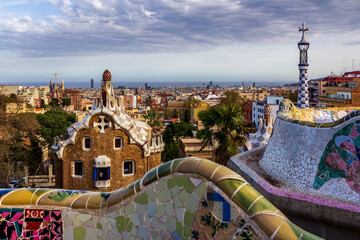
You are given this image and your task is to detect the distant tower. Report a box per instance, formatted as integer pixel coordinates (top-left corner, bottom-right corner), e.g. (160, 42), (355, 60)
(242, 81), (244, 87)
(264, 104), (271, 126)
(209, 81), (213, 87)
(61, 80), (65, 90)
(252, 82), (256, 88)
(50, 79), (53, 91)
(297, 23), (310, 109)
(91, 78), (94, 88)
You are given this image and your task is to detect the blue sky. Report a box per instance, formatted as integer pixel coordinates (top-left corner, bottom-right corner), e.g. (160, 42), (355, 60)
(0, 0), (360, 85)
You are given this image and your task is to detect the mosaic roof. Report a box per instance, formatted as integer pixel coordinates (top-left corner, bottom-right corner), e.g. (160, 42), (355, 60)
(278, 99), (360, 128)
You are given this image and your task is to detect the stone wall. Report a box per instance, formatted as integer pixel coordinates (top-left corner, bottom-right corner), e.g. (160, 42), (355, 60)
(260, 116), (360, 204)
(0, 158), (322, 240)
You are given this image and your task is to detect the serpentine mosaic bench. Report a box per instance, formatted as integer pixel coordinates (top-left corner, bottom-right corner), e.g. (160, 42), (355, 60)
(0, 158), (322, 240)
(260, 100), (360, 206)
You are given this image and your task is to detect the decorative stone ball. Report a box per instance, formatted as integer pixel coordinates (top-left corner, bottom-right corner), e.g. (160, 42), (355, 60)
(103, 69), (112, 82)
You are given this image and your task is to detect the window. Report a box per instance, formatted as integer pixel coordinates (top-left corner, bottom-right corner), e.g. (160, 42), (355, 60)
(93, 167), (110, 181)
(73, 161), (83, 177)
(123, 161), (134, 175)
(83, 137), (91, 150)
(114, 137), (123, 149)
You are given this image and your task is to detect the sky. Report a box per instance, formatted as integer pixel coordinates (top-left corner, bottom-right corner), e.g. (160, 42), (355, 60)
(0, 0), (360, 85)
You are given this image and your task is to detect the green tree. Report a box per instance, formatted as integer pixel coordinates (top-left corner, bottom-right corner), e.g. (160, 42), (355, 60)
(142, 109), (162, 128)
(49, 98), (60, 107)
(184, 96), (201, 108)
(36, 110), (76, 146)
(61, 98), (71, 107)
(184, 109), (191, 123)
(161, 142), (180, 162)
(197, 104), (247, 165)
(40, 99), (46, 108)
(0, 110), (41, 186)
(161, 122), (197, 162)
(171, 109), (178, 119)
(220, 91), (247, 107)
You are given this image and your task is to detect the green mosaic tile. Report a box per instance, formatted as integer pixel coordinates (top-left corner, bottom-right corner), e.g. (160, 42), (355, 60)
(125, 202), (136, 215)
(72, 215), (81, 227)
(179, 189), (190, 204)
(146, 201), (157, 217)
(168, 176), (186, 189)
(116, 215), (132, 233)
(176, 222), (183, 235)
(157, 191), (166, 203)
(155, 181), (166, 191)
(195, 182), (206, 199)
(183, 179), (195, 194)
(79, 214), (92, 223)
(131, 213), (140, 226)
(170, 185), (182, 197)
(134, 192), (149, 205)
(96, 222), (103, 230)
(185, 197), (197, 212)
(183, 226), (191, 238)
(74, 227), (86, 240)
(115, 215), (126, 232)
(146, 188), (156, 201)
(184, 211), (195, 227)
(155, 204), (165, 218)
(166, 201), (175, 216)
(150, 230), (160, 239)
(131, 224), (137, 236)
(176, 208), (184, 222)
(166, 216), (177, 232)
(174, 196), (183, 208)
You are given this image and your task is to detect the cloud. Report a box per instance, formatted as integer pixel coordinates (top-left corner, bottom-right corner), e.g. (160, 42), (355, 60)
(0, 0), (359, 57)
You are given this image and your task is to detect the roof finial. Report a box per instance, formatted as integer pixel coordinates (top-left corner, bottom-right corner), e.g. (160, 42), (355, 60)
(299, 22), (309, 43)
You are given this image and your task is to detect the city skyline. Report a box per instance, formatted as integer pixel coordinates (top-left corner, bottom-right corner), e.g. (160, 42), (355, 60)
(0, 0), (360, 84)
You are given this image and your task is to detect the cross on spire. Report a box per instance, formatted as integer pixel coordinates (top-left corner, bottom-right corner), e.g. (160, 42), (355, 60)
(299, 22), (308, 37)
(93, 116), (111, 133)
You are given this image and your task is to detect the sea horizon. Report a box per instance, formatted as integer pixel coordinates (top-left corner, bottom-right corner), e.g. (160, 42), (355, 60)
(0, 80), (294, 89)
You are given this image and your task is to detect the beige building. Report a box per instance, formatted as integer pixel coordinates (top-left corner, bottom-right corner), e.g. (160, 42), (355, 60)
(52, 70), (164, 191)
(0, 85), (23, 95)
(191, 102), (210, 122)
(239, 90), (269, 101)
(179, 137), (214, 159)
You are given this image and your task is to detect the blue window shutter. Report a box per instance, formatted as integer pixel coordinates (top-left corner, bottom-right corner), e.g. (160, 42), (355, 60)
(107, 167), (110, 180)
(93, 168), (97, 181)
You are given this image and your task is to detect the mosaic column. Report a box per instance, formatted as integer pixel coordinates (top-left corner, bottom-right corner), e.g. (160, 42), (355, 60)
(298, 64), (309, 109)
(297, 23), (310, 109)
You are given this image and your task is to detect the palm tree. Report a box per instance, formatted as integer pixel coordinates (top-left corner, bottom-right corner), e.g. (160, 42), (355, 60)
(196, 104), (247, 165)
(142, 109), (162, 129)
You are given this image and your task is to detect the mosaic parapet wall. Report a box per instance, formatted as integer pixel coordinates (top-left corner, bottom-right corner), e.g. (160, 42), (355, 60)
(0, 158), (322, 240)
(260, 100), (360, 206)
